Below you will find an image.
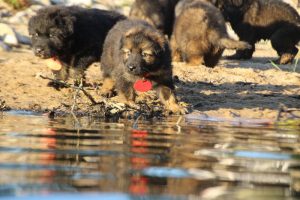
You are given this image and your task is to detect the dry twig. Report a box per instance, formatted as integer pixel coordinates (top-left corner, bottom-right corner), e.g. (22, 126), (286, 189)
(39, 75), (97, 104)
(277, 104), (300, 121)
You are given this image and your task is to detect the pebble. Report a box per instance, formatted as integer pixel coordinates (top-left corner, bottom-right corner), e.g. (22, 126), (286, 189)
(0, 23), (18, 46)
(0, 9), (11, 18)
(51, 0), (93, 6)
(92, 4), (110, 11)
(0, 41), (11, 52)
(8, 5), (41, 24)
(16, 33), (31, 45)
(31, 0), (52, 6)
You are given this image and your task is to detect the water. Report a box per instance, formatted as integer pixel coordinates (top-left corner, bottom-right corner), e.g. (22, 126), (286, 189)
(0, 111), (300, 199)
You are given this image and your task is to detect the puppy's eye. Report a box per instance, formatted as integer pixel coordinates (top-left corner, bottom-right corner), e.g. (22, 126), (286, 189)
(142, 51), (153, 58)
(31, 33), (39, 37)
(122, 49), (131, 56)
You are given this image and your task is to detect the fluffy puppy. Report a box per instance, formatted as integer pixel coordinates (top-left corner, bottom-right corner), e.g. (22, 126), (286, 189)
(100, 19), (185, 114)
(214, 0), (300, 64)
(28, 6), (125, 84)
(171, 0), (251, 67)
(129, 0), (179, 37)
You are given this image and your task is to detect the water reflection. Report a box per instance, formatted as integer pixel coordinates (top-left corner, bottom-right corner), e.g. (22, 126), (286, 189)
(0, 111), (299, 199)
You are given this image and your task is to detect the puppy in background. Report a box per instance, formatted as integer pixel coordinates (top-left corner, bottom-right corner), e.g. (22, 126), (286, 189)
(129, 0), (179, 37)
(214, 0), (300, 64)
(100, 19), (186, 114)
(28, 6), (125, 85)
(171, 0), (251, 67)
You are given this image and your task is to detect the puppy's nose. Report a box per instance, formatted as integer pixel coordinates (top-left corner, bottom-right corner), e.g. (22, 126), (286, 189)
(128, 65), (136, 71)
(35, 48), (43, 54)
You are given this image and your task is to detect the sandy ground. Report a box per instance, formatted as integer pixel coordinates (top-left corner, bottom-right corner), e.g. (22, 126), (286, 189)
(0, 40), (299, 120)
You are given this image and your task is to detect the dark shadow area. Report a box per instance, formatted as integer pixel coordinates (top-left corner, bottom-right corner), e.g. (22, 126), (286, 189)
(175, 80), (300, 111)
(218, 57), (300, 73)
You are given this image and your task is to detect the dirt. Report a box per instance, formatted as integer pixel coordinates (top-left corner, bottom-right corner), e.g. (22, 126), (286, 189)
(0, 40), (299, 120)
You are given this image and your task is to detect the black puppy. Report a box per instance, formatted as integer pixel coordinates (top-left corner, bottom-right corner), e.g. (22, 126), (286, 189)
(28, 6), (125, 84)
(214, 0), (300, 64)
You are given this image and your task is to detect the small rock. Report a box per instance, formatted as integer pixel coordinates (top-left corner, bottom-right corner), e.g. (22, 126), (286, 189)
(0, 9), (12, 18)
(0, 23), (18, 46)
(51, 0), (93, 6)
(29, 5), (44, 12)
(92, 4), (109, 10)
(8, 11), (27, 24)
(49, 0), (63, 4)
(8, 5), (40, 24)
(0, 41), (11, 52)
(16, 32), (31, 45)
(4, 34), (18, 46)
(31, 0), (52, 6)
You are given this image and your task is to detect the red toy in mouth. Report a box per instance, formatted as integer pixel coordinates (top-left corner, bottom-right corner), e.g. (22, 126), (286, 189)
(46, 57), (62, 71)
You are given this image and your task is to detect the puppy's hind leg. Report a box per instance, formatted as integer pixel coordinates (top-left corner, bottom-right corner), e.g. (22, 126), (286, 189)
(170, 36), (182, 62)
(186, 55), (205, 66)
(270, 27), (299, 65)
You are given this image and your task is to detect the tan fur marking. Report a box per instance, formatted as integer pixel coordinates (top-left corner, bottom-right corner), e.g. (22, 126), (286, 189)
(101, 78), (115, 96)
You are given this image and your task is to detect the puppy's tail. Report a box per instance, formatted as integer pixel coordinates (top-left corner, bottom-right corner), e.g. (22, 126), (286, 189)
(218, 38), (252, 50)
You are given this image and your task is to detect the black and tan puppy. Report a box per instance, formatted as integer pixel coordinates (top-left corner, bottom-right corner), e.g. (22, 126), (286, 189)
(129, 0), (179, 37)
(28, 6), (125, 85)
(100, 19), (185, 114)
(171, 0), (251, 67)
(214, 0), (300, 64)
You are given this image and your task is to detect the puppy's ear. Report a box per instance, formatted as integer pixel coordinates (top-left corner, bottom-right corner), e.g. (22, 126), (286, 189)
(145, 30), (167, 51)
(230, 0), (244, 7)
(119, 35), (125, 50)
(28, 16), (37, 34)
(210, 0), (218, 5)
(62, 15), (76, 35)
(54, 13), (76, 36)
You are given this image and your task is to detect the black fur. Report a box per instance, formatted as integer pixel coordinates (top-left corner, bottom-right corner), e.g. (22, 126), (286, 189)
(28, 6), (125, 82)
(214, 0), (300, 64)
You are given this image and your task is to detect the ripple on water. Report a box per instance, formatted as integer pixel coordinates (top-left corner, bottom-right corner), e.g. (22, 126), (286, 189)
(0, 111), (299, 198)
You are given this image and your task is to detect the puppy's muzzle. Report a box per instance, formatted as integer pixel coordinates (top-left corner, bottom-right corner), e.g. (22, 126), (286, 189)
(128, 65), (137, 71)
(34, 47), (51, 58)
(34, 47), (45, 57)
(126, 54), (143, 75)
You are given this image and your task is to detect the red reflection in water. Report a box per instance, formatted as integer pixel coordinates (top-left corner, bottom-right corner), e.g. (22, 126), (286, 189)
(39, 127), (57, 184)
(129, 129), (150, 195)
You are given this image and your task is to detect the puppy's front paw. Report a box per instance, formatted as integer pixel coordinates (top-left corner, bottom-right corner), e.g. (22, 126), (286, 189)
(47, 80), (67, 90)
(101, 78), (116, 98)
(165, 102), (188, 115)
(101, 89), (117, 98)
(277, 54), (295, 65)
